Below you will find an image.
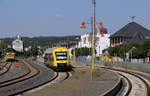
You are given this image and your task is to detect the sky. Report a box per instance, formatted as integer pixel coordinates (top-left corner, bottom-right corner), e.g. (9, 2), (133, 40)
(0, 0), (150, 38)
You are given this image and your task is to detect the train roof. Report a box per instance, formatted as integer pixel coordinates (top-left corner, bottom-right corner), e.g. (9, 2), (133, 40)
(5, 48), (16, 52)
(44, 47), (67, 54)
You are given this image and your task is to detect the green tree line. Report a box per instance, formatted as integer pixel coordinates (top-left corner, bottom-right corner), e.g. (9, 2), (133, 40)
(1, 35), (80, 47)
(107, 41), (150, 59)
(71, 47), (97, 56)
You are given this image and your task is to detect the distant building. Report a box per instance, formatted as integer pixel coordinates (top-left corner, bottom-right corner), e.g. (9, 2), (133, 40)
(12, 35), (24, 52)
(78, 22), (110, 57)
(110, 22), (150, 47)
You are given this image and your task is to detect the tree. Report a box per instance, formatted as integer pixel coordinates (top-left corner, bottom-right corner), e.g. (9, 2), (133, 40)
(118, 45), (128, 58)
(108, 46), (120, 56)
(142, 41), (150, 58)
(0, 40), (7, 57)
(147, 50), (150, 61)
(127, 42), (144, 59)
(108, 42), (145, 59)
(31, 42), (38, 57)
(71, 47), (93, 56)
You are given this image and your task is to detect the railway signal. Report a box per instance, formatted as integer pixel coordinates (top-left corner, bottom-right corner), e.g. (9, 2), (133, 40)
(80, 21), (86, 29)
(99, 21), (105, 37)
(15, 63), (20, 67)
(132, 46), (136, 49)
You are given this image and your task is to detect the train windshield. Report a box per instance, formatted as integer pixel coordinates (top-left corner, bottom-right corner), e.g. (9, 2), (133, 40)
(8, 54), (14, 56)
(55, 52), (67, 60)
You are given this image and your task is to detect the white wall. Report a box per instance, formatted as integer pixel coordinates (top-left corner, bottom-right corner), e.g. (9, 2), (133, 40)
(95, 33), (110, 56)
(78, 33), (110, 57)
(12, 39), (24, 52)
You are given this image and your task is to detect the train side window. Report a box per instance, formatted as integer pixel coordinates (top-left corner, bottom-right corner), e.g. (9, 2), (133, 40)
(47, 54), (50, 62)
(52, 54), (54, 61)
(49, 54), (51, 61)
(49, 53), (53, 61)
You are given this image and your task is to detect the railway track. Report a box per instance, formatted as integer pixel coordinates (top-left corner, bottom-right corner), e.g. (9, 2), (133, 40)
(118, 73), (132, 96)
(16, 66), (71, 95)
(0, 58), (71, 96)
(64, 72), (70, 80)
(0, 60), (40, 96)
(0, 62), (8, 71)
(0, 62), (12, 76)
(59, 72), (71, 82)
(103, 67), (150, 96)
(0, 59), (58, 96)
(0, 60), (39, 88)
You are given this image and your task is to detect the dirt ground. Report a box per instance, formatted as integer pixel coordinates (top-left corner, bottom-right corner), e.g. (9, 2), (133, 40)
(22, 66), (119, 96)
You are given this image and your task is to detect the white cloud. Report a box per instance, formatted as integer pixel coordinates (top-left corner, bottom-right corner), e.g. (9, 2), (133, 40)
(54, 14), (63, 19)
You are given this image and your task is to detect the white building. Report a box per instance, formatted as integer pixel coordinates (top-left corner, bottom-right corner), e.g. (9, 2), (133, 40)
(78, 32), (110, 57)
(12, 35), (24, 52)
(95, 33), (110, 56)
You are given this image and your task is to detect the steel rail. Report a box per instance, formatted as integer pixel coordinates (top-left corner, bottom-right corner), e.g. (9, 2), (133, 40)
(0, 62), (8, 71)
(11, 61), (59, 96)
(0, 62), (31, 85)
(118, 73), (132, 96)
(64, 72), (70, 80)
(0, 60), (40, 88)
(0, 62), (12, 76)
(103, 67), (150, 96)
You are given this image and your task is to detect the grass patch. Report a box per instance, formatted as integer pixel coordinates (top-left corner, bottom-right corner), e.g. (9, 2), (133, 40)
(122, 65), (133, 70)
(74, 74), (79, 79)
(104, 62), (112, 67)
(81, 70), (86, 74)
(122, 65), (150, 74)
(93, 69), (105, 77)
(73, 69), (87, 79)
(92, 69), (110, 81)
(134, 67), (150, 74)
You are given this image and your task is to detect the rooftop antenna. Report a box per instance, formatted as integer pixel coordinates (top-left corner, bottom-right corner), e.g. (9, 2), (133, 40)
(131, 16), (135, 22)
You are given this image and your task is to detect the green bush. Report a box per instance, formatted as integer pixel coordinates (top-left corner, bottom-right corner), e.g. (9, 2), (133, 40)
(107, 41), (150, 59)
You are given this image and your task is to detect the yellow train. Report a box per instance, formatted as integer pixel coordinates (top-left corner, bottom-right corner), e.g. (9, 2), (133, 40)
(44, 47), (71, 70)
(5, 48), (16, 61)
(6, 52), (15, 61)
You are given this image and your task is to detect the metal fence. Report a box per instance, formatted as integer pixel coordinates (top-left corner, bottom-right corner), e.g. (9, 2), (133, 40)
(71, 56), (150, 70)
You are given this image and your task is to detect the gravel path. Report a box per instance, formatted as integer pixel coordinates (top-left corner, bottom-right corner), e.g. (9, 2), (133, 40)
(21, 61), (119, 96)
(0, 61), (29, 82)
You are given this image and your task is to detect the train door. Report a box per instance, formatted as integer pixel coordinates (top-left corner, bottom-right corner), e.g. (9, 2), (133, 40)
(49, 53), (54, 67)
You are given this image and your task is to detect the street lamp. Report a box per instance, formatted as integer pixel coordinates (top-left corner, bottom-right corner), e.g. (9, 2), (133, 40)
(80, 21), (86, 28)
(80, 0), (96, 80)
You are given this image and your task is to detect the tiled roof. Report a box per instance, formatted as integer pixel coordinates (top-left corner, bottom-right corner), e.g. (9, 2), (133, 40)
(110, 22), (150, 38)
(110, 22), (150, 44)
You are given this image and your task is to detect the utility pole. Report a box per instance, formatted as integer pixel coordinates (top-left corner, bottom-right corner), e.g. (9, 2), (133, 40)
(80, 0), (97, 80)
(90, 0), (96, 81)
(92, 0), (96, 72)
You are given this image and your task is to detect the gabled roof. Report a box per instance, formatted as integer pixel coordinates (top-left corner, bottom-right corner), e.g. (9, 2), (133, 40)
(110, 22), (150, 38)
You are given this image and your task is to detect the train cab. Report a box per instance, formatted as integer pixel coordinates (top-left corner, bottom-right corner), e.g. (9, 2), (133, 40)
(44, 47), (71, 71)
